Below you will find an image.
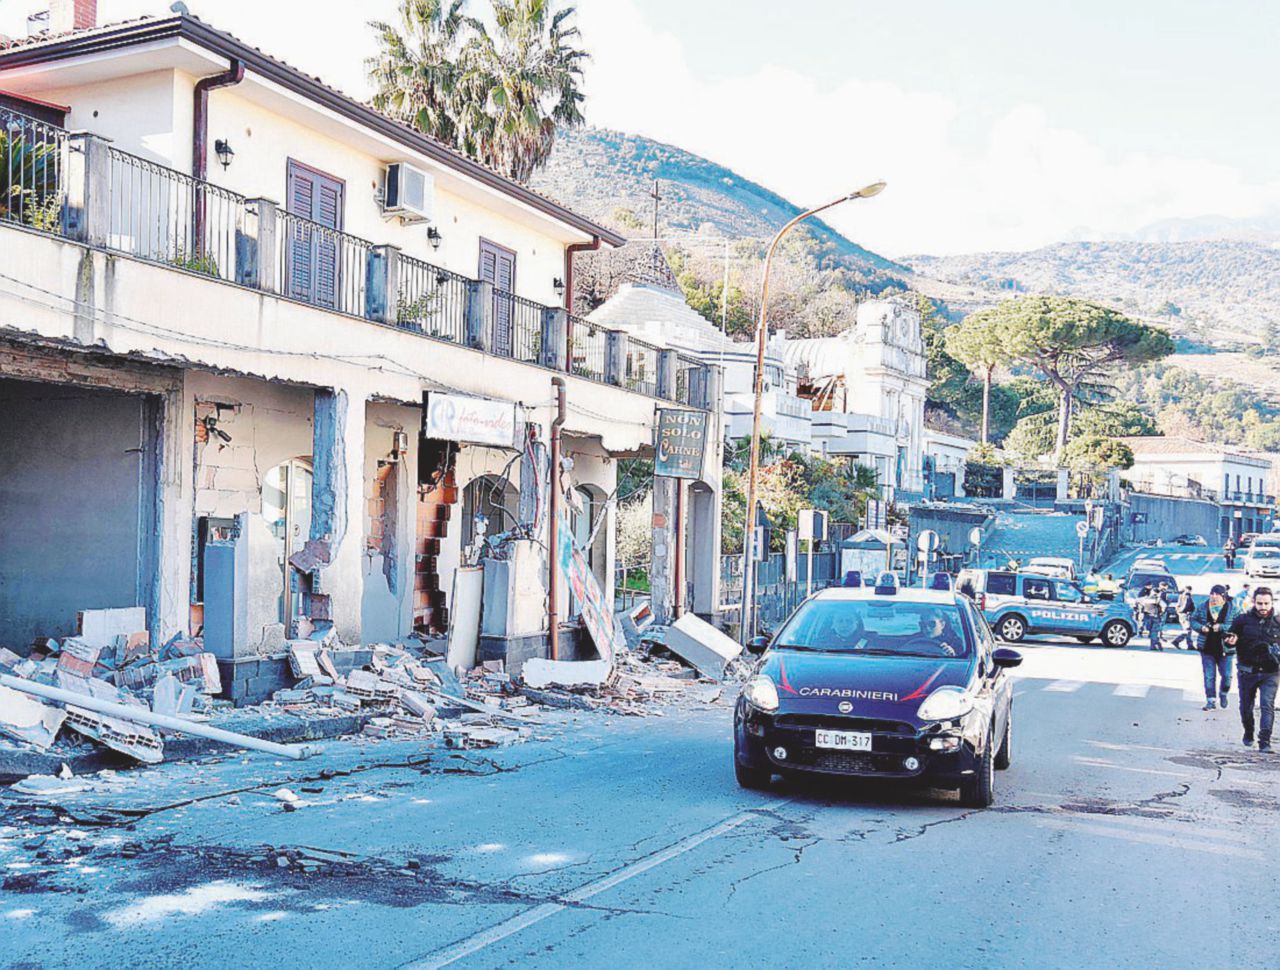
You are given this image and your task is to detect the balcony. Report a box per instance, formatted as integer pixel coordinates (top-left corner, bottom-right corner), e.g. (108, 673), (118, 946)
(0, 106), (710, 409)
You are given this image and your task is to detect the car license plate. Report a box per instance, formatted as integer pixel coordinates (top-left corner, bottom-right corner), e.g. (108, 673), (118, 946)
(815, 729), (872, 751)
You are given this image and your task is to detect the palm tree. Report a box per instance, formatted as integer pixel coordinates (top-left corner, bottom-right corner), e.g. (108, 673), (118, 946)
(368, 0), (587, 183)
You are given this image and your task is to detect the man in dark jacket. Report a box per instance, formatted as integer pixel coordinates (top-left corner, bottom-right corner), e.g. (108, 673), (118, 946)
(1172, 585), (1196, 649)
(1224, 587), (1280, 752)
(1193, 585), (1236, 710)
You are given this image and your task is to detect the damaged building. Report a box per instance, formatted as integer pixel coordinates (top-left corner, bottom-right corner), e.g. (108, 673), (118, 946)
(0, 7), (723, 705)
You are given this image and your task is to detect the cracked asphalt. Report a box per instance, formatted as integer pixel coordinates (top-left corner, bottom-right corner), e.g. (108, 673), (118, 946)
(2, 642), (1278, 970)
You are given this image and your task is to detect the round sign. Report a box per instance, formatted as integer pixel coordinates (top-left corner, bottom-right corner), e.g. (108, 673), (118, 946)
(969, 527), (983, 546)
(917, 529), (940, 553)
(1075, 521), (1089, 538)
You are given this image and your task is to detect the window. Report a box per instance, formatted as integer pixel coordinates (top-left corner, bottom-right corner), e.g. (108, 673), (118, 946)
(1055, 582), (1083, 603)
(1023, 578), (1052, 601)
(987, 572), (1017, 596)
(285, 160), (345, 308)
(478, 239), (517, 357)
(461, 474), (518, 549)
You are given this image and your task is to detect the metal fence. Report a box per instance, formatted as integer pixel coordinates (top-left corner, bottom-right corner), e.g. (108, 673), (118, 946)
(624, 337), (660, 396)
(1, 106), (66, 234)
(493, 290), (544, 364)
(569, 315), (609, 382)
(673, 353), (705, 406)
(274, 209), (372, 317)
(397, 254), (469, 342)
(721, 548), (842, 632)
(107, 147), (248, 282)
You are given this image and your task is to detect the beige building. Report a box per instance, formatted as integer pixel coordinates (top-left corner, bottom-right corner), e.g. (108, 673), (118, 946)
(0, 8), (721, 697)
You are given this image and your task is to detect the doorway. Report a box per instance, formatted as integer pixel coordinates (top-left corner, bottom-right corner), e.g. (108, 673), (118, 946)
(261, 457), (314, 627)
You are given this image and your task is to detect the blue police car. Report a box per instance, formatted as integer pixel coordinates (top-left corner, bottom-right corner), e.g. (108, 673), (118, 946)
(958, 570), (1136, 647)
(734, 578), (1021, 807)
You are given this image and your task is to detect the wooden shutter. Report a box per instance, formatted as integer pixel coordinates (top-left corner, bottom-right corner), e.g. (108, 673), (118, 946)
(479, 239), (517, 358)
(285, 160), (345, 308)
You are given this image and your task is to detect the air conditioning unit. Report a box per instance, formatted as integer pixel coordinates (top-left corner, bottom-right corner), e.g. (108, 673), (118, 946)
(382, 162), (433, 223)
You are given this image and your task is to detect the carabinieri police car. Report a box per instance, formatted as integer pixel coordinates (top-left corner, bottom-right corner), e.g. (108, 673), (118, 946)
(966, 571), (1137, 647)
(734, 577), (1021, 807)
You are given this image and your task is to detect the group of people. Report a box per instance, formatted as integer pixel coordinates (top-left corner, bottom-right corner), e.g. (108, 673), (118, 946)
(1134, 578), (1278, 753)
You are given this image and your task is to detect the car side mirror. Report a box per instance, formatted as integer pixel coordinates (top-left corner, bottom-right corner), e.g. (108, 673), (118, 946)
(746, 635), (770, 656)
(992, 647), (1023, 669)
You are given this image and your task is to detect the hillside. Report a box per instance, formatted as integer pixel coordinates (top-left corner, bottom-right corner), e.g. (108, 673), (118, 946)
(904, 240), (1280, 343)
(530, 126), (909, 282)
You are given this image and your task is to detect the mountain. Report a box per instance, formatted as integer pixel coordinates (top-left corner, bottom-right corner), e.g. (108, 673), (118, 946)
(530, 126), (909, 281)
(903, 240), (1280, 343)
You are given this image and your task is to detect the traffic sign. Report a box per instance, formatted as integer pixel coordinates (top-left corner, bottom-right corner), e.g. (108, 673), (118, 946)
(917, 529), (940, 553)
(1075, 521), (1089, 538)
(969, 527), (983, 546)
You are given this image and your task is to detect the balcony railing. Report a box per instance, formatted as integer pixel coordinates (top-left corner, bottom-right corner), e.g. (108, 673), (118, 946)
(2, 107), (66, 233)
(1, 106), (712, 408)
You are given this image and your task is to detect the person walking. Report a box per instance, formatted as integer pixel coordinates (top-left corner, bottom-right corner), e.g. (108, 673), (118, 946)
(1237, 582), (1253, 614)
(1193, 584), (1236, 710)
(1224, 586), (1280, 752)
(1140, 583), (1168, 650)
(1172, 585), (1196, 649)
(1224, 538), (1237, 570)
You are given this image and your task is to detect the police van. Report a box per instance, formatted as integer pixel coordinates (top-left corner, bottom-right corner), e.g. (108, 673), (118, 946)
(956, 568), (1135, 647)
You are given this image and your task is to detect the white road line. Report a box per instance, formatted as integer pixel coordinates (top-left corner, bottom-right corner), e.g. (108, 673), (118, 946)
(1044, 680), (1085, 692)
(1086, 739), (1181, 754)
(405, 805), (781, 969)
(1071, 756), (1194, 778)
(1112, 683), (1151, 698)
(1033, 817), (1262, 858)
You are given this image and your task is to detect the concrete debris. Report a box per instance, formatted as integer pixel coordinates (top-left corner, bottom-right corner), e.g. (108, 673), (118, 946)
(618, 602), (656, 650)
(661, 613), (743, 681)
(76, 607), (147, 646)
(0, 683), (67, 750)
(10, 773), (94, 796)
(521, 658), (613, 690)
(54, 672), (165, 764)
(273, 787), (300, 803)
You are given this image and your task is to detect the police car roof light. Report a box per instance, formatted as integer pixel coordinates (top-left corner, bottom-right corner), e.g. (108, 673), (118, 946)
(842, 570), (863, 588)
(874, 571), (899, 595)
(928, 572), (954, 591)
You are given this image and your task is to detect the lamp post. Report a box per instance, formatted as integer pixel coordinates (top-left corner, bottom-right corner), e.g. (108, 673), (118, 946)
(738, 181), (886, 641)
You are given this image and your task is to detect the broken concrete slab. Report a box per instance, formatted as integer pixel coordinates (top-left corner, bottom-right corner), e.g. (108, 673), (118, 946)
(662, 613), (743, 681)
(77, 607), (147, 646)
(0, 683), (67, 750)
(56, 639), (101, 679)
(521, 658), (613, 690)
(619, 601), (656, 650)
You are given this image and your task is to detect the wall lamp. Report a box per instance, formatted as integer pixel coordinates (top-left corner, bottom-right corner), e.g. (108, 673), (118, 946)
(427, 226), (442, 251)
(553, 277), (566, 300)
(214, 139), (235, 170)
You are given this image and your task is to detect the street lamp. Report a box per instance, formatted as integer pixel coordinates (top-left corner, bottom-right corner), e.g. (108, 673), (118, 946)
(738, 181), (887, 641)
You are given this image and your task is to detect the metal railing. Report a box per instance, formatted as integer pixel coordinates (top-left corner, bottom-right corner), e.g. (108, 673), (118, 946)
(624, 337), (660, 396)
(569, 315), (609, 382)
(274, 209), (372, 317)
(493, 290), (544, 364)
(1, 106), (66, 234)
(0, 111), (718, 408)
(107, 147), (247, 283)
(397, 254), (468, 343)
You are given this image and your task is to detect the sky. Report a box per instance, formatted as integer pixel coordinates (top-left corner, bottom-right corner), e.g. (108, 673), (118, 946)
(3, 0), (1277, 256)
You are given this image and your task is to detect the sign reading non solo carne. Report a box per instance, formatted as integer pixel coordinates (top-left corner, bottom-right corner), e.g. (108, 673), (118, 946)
(424, 392), (518, 448)
(654, 409), (708, 479)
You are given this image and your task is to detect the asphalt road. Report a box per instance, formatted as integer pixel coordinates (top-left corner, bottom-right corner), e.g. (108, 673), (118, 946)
(3, 640), (1277, 970)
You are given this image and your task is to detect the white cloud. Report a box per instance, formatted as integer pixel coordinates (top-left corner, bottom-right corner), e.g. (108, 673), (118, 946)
(573, 0), (1280, 256)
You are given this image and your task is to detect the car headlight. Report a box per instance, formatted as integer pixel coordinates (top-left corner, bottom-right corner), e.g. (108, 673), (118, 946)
(917, 686), (974, 722)
(742, 675), (780, 713)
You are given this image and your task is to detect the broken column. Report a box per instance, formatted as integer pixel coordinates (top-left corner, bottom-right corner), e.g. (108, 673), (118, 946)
(649, 475), (679, 625)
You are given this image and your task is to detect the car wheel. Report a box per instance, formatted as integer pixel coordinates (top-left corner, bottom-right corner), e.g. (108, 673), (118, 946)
(998, 615), (1027, 643)
(1102, 620), (1132, 648)
(961, 729), (996, 808)
(995, 704), (1013, 770)
(735, 759), (772, 790)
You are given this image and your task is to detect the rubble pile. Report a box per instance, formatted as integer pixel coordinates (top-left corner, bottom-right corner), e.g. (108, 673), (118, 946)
(0, 608), (224, 763)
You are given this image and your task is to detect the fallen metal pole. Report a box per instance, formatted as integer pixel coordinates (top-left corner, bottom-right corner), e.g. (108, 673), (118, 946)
(0, 673), (324, 761)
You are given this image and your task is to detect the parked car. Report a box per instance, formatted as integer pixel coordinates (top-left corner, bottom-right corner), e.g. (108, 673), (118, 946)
(977, 573), (1137, 647)
(1025, 556), (1077, 581)
(1122, 567), (1180, 623)
(1172, 534), (1207, 546)
(1239, 533), (1260, 548)
(734, 584), (1021, 807)
(1244, 546), (1280, 579)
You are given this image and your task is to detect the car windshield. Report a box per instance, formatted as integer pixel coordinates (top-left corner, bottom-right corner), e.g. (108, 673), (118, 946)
(1128, 572), (1173, 590)
(772, 599), (971, 658)
(1251, 549), (1280, 559)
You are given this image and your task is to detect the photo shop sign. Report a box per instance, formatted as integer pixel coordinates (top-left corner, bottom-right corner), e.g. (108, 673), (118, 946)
(423, 392), (518, 448)
(654, 408), (708, 480)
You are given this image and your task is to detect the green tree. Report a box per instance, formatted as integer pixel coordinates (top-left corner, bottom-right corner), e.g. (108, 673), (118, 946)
(945, 307), (1014, 444)
(1063, 435), (1134, 472)
(369, 0), (586, 182)
(1073, 401), (1156, 439)
(986, 296), (1174, 462)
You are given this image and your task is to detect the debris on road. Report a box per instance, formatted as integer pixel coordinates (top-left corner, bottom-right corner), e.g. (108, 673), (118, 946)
(659, 613), (744, 681)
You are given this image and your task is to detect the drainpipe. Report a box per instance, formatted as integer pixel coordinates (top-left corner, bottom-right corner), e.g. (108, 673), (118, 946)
(564, 236), (601, 366)
(192, 59), (245, 248)
(549, 377), (567, 660)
